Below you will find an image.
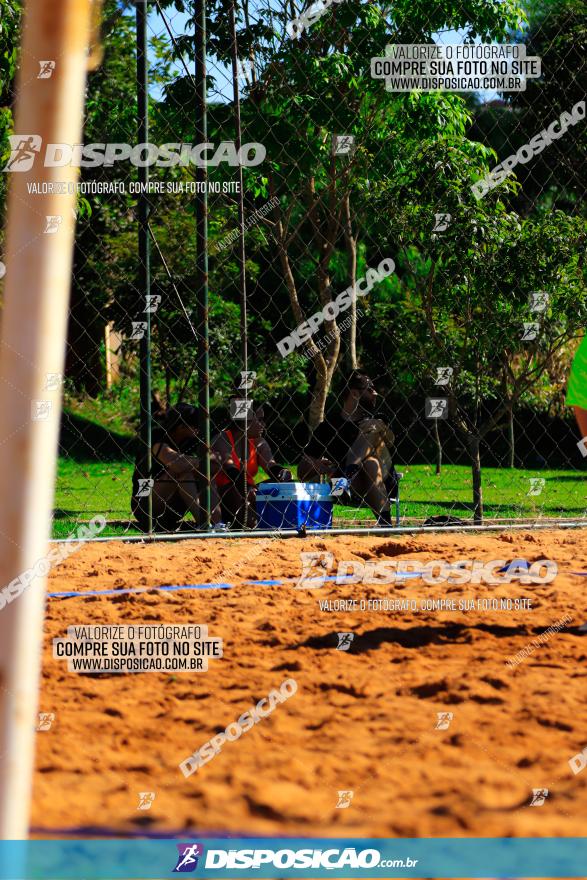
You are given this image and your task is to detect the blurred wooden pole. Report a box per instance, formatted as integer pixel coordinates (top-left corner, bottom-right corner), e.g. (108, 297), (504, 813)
(0, 0), (94, 839)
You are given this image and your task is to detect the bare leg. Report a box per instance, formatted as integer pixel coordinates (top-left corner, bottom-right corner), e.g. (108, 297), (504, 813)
(163, 461), (222, 527)
(351, 455), (390, 517)
(145, 479), (179, 523)
(344, 430), (391, 518)
(133, 476), (187, 532)
(176, 475), (223, 526)
(220, 483), (257, 528)
(209, 482), (222, 526)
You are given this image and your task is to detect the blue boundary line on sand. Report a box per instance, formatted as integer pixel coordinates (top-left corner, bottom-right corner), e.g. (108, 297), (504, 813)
(46, 570), (587, 599)
(47, 583), (234, 598)
(46, 572), (427, 599)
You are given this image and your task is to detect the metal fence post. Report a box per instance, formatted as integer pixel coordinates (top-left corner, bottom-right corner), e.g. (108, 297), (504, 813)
(230, 1), (249, 526)
(195, 0), (211, 528)
(136, 0), (152, 534)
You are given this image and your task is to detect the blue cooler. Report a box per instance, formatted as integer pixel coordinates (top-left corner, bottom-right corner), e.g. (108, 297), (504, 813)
(255, 482), (333, 530)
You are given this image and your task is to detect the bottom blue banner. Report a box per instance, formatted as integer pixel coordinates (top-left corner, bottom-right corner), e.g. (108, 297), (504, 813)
(0, 837), (586, 878)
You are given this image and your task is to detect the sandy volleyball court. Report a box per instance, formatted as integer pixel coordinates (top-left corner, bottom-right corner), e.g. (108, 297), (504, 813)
(31, 528), (587, 840)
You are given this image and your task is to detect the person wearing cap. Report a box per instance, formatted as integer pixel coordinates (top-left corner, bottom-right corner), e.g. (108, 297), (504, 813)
(212, 402), (292, 528)
(298, 370), (398, 525)
(131, 402), (222, 532)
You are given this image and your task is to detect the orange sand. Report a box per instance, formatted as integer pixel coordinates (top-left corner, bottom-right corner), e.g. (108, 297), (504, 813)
(32, 528), (587, 839)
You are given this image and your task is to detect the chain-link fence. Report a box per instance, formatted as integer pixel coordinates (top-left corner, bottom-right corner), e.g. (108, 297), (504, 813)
(2, 0), (585, 537)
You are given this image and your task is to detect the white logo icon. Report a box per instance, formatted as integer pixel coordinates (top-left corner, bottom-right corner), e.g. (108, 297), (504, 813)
(426, 398), (448, 419)
(333, 135), (355, 156)
(38, 60), (56, 79)
(295, 551), (335, 588)
(31, 400), (52, 421)
(44, 215), (62, 234)
(336, 790), (354, 809)
(433, 213), (451, 233)
(331, 477), (349, 498)
(137, 791), (156, 810)
(569, 746), (587, 776)
(435, 712), (453, 730)
(3, 134), (42, 172)
(522, 322), (540, 341)
(230, 399), (254, 420)
(529, 291), (549, 313)
(136, 478), (154, 498)
(527, 478), (545, 496)
(130, 321), (148, 340)
(45, 372), (64, 391)
(435, 367), (453, 386)
(145, 295), (161, 313)
(239, 371), (257, 390)
(336, 632), (355, 651)
(529, 788), (549, 806)
(36, 712), (55, 731)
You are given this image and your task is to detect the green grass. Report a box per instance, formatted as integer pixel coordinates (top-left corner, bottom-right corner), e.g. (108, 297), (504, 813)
(52, 458), (586, 538)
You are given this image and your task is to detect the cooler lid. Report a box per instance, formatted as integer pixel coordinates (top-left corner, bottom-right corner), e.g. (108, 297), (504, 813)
(256, 482), (332, 501)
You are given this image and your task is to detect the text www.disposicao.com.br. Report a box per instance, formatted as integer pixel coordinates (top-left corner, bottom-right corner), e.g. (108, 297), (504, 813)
(70, 657), (200, 672)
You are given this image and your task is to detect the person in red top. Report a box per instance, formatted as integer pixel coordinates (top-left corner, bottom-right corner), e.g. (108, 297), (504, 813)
(212, 403), (291, 528)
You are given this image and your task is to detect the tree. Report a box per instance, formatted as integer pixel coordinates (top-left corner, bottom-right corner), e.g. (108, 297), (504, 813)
(366, 137), (586, 521)
(68, 0), (138, 393)
(157, 0), (527, 427)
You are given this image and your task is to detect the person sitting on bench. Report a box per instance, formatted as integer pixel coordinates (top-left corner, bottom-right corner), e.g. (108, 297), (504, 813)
(298, 370), (398, 525)
(131, 403), (222, 532)
(212, 403), (292, 528)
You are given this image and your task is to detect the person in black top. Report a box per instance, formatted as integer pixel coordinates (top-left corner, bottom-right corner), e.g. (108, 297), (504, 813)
(131, 403), (222, 532)
(298, 370), (397, 525)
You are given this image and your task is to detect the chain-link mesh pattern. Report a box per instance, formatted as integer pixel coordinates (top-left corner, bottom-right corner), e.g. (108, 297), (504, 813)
(2, 0), (585, 537)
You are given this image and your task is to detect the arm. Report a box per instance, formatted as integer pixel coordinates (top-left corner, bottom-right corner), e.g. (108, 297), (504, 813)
(298, 454), (335, 480)
(256, 438), (292, 481)
(359, 418), (395, 447)
(299, 421), (335, 477)
(344, 420), (394, 475)
(153, 442), (200, 475)
(155, 441), (221, 478)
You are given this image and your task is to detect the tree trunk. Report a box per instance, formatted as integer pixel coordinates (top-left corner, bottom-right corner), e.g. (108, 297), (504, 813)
(314, 263), (340, 426)
(269, 172), (341, 429)
(507, 404), (515, 468)
(274, 225), (332, 429)
(468, 434), (483, 524)
(433, 418), (442, 475)
(308, 365), (330, 428)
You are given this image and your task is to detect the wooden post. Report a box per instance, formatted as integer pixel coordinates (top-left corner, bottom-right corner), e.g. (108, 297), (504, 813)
(0, 0), (94, 839)
(105, 322), (113, 389)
